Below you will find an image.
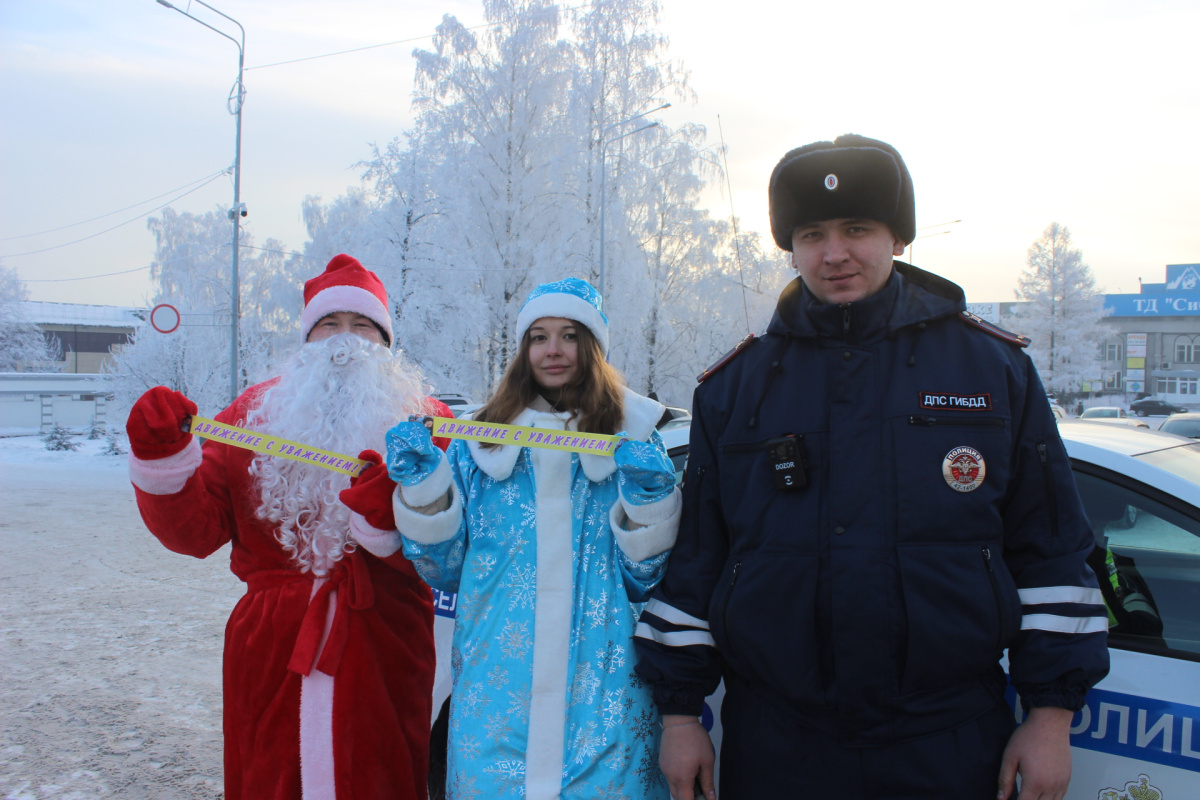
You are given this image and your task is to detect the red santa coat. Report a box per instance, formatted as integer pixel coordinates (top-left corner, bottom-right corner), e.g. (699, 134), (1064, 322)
(130, 383), (441, 800)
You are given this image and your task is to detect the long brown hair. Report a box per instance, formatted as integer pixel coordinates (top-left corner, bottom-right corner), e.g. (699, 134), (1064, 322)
(474, 322), (625, 447)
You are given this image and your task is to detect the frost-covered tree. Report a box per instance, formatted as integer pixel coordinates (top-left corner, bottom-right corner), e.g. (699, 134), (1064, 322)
(1013, 223), (1113, 396)
(300, 0), (779, 407)
(0, 264), (62, 372)
(106, 208), (305, 417)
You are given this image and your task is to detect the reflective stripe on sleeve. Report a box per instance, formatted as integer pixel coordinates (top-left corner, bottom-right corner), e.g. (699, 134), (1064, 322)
(1017, 586), (1104, 606)
(634, 621), (716, 649)
(643, 598), (710, 630)
(1020, 613), (1110, 635)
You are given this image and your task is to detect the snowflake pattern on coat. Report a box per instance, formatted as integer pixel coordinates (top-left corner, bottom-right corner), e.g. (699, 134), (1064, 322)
(401, 407), (676, 800)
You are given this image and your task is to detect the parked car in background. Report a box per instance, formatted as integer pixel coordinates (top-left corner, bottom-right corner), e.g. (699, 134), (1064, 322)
(1129, 397), (1190, 417)
(658, 416), (691, 485)
(1049, 402), (1067, 420)
(656, 419), (1200, 796)
(432, 393), (474, 411)
(1081, 406), (1131, 419)
(450, 403), (483, 419)
(1079, 407), (1150, 429)
(1158, 412), (1200, 439)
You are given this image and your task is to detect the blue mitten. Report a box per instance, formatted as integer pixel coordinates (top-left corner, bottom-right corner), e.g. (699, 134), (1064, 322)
(385, 420), (443, 487)
(614, 433), (675, 506)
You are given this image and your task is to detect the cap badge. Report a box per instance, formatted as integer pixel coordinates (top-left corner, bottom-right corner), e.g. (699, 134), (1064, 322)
(942, 446), (986, 492)
(824, 173), (839, 191)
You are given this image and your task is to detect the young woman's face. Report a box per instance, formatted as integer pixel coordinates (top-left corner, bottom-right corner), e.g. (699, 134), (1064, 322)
(527, 317), (579, 392)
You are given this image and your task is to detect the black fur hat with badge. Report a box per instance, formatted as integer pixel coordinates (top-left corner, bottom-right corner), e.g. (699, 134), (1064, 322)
(768, 133), (915, 251)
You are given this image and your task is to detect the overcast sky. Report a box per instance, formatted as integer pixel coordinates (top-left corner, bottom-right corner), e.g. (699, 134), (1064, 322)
(2, 0), (1198, 310)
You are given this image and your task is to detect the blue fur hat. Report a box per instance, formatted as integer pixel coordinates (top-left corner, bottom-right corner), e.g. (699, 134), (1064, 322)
(515, 278), (609, 355)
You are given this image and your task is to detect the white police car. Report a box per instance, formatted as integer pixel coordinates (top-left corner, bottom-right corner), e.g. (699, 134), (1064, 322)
(428, 419), (1200, 796)
(1045, 421), (1200, 796)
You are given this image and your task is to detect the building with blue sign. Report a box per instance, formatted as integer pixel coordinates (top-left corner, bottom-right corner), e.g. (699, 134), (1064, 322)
(970, 263), (1200, 408)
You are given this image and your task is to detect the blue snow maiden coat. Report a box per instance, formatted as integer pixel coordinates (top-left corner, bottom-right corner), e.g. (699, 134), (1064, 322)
(634, 263), (1110, 748)
(395, 389), (679, 800)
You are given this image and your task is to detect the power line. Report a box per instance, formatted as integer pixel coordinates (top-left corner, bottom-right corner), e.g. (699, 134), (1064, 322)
(20, 247), (225, 283)
(0, 169), (230, 242)
(1, 172), (230, 258)
(246, 3), (593, 71)
(243, 245), (563, 272)
(23, 265), (151, 283)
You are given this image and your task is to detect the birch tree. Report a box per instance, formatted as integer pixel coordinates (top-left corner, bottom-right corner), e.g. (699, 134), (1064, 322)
(1013, 222), (1113, 396)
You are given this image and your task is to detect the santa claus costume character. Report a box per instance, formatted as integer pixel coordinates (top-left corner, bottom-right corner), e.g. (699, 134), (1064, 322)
(126, 254), (449, 800)
(384, 278), (681, 800)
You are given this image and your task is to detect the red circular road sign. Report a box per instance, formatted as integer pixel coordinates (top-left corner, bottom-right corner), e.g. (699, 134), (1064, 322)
(150, 303), (181, 334)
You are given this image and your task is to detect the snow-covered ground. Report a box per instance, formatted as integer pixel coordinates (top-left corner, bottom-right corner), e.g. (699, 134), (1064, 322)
(1, 433), (240, 799)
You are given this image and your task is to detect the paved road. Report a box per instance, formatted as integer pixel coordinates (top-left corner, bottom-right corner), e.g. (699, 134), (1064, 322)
(1, 447), (240, 799)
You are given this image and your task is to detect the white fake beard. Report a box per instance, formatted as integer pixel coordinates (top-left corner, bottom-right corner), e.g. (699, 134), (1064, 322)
(246, 333), (427, 575)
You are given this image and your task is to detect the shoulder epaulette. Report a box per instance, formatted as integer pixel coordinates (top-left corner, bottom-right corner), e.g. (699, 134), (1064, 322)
(697, 334), (758, 382)
(958, 311), (1030, 348)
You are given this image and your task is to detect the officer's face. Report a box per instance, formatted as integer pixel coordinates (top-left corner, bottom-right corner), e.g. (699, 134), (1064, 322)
(790, 218), (905, 305)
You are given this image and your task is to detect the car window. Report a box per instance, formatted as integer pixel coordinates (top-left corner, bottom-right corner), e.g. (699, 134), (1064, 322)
(1159, 418), (1200, 439)
(1071, 467), (1200, 661)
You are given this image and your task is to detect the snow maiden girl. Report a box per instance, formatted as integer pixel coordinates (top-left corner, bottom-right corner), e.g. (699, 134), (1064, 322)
(384, 278), (680, 799)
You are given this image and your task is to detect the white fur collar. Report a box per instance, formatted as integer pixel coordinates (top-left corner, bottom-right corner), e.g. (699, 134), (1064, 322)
(467, 388), (664, 482)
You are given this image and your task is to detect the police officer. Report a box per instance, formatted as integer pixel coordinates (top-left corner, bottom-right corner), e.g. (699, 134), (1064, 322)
(633, 135), (1110, 800)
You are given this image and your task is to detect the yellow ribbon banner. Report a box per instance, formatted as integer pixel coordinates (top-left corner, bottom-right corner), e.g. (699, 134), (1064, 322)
(186, 416), (370, 477)
(428, 416), (619, 456)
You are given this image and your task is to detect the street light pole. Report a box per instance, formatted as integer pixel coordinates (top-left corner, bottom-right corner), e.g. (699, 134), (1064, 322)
(597, 103), (671, 298)
(156, 0), (245, 404)
(907, 219), (961, 265)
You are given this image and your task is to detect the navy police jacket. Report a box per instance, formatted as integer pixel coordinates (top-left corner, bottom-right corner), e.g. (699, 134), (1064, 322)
(634, 263), (1110, 745)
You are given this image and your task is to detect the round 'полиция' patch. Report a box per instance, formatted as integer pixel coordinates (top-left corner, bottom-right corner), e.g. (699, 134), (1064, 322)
(943, 446), (986, 492)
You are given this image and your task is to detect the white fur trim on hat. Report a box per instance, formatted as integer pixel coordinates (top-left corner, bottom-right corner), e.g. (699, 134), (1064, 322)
(515, 293), (609, 355)
(301, 285), (393, 346)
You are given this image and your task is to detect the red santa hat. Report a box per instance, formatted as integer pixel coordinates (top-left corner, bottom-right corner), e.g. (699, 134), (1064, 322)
(301, 254), (393, 346)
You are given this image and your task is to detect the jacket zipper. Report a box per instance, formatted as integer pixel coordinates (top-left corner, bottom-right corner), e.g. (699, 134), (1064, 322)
(1036, 442), (1060, 537)
(908, 415), (1005, 428)
(982, 547), (1005, 651)
(720, 560), (741, 642)
(690, 465), (707, 522)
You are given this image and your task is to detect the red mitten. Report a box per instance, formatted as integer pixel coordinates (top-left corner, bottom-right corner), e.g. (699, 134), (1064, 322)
(126, 386), (198, 460)
(339, 449), (398, 531)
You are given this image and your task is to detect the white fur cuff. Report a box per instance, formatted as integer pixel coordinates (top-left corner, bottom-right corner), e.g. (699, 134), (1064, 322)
(394, 482), (463, 545)
(397, 454), (452, 508)
(620, 486), (682, 527)
(128, 438), (204, 495)
(610, 497), (679, 563)
(348, 512), (402, 558)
